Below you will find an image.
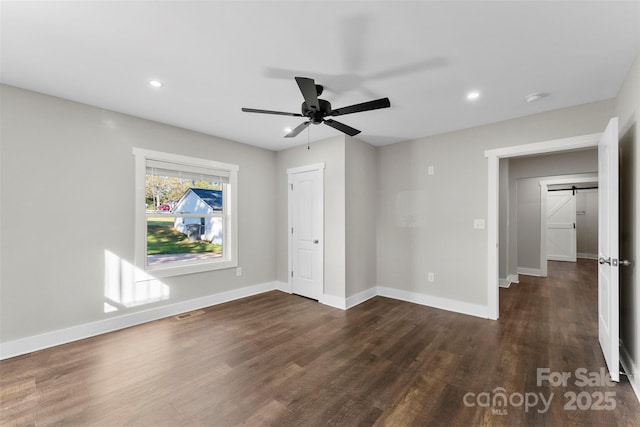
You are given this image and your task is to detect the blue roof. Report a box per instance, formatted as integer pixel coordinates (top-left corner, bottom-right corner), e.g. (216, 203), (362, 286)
(189, 188), (222, 210)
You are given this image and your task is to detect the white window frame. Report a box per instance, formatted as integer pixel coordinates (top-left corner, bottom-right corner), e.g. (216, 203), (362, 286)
(133, 148), (238, 278)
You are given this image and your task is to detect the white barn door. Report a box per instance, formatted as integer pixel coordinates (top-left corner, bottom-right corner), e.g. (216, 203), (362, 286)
(546, 190), (577, 262)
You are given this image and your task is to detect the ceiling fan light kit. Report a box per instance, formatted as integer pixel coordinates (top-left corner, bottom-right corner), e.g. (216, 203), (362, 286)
(242, 76), (391, 138)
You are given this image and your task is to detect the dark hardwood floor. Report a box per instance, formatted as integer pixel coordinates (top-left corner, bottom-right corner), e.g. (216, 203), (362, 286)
(1, 260), (639, 426)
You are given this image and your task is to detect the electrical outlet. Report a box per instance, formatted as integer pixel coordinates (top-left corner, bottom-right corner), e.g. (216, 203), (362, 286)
(428, 272), (435, 282)
(236, 267), (242, 277)
(428, 166), (435, 175)
(474, 219), (485, 229)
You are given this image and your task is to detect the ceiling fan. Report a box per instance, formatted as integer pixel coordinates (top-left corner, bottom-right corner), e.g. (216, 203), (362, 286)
(241, 76), (391, 138)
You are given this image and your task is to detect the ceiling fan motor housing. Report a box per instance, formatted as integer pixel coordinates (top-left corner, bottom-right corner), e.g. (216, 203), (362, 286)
(302, 99), (332, 124)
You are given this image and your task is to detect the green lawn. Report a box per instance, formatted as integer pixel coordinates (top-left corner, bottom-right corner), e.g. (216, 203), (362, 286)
(147, 218), (222, 255)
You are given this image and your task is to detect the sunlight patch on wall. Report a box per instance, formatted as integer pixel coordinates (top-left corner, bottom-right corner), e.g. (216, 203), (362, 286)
(103, 302), (119, 313)
(104, 250), (170, 312)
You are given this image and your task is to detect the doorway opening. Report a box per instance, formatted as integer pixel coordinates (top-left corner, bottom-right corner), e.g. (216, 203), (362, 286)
(485, 132), (602, 319)
(487, 119), (621, 383)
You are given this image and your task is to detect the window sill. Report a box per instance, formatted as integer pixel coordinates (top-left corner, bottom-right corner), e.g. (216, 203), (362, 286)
(142, 259), (237, 278)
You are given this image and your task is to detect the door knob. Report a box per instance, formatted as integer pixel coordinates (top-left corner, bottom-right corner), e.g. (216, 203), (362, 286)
(313, 240), (319, 244)
(620, 259), (631, 267)
(599, 257), (611, 265)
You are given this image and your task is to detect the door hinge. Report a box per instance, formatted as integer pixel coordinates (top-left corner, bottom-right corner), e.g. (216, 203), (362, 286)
(291, 270), (293, 278)
(574, 223), (576, 229)
(291, 227), (293, 234)
(290, 184), (293, 191)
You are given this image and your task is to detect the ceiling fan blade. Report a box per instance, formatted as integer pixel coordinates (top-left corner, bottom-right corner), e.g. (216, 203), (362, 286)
(295, 77), (320, 110)
(285, 121), (311, 138)
(324, 119), (361, 136)
(329, 97), (390, 117)
(241, 107), (303, 117)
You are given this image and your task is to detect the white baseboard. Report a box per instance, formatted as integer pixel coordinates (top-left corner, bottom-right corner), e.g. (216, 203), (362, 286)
(577, 253), (598, 260)
(323, 286), (490, 317)
(284, 284), (374, 310)
(499, 274), (520, 288)
(499, 279), (511, 288)
(621, 342), (640, 403)
(377, 286), (489, 319)
(0, 281), (278, 360)
(517, 267), (544, 277)
(2, 281), (493, 360)
(346, 287), (377, 309)
(320, 293), (347, 310)
(274, 280), (291, 293)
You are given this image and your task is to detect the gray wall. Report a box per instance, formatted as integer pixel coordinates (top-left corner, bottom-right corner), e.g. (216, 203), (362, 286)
(615, 55), (639, 391)
(498, 159), (510, 280)
(377, 100), (613, 306)
(576, 189), (598, 258)
(275, 136), (346, 299)
(345, 136), (378, 298)
(516, 177), (545, 270)
(274, 135), (378, 301)
(0, 85), (277, 342)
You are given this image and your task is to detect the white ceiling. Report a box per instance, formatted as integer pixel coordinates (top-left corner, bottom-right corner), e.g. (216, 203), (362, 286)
(2, 1), (639, 151)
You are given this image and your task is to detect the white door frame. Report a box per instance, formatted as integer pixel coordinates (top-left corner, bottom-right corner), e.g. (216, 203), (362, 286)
(287, 162), (325, 298)
(485, 133), (602, 320)
(539, 175), (598, 277)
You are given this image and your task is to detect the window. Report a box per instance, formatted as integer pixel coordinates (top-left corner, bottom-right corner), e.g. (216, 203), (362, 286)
(133, 148), (238, 277)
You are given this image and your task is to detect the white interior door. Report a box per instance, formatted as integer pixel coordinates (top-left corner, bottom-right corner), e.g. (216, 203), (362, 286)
(598, 117), (619, 382)
(289, 167), (324, 301)
(546, 190), (577, 262)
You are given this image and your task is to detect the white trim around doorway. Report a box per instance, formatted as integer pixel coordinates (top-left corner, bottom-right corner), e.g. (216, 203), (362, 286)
(484, 133), (602, 320)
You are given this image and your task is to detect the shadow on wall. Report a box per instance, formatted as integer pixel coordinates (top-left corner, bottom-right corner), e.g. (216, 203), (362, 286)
(619, 123), (636, 364)
(104, 250), (170, 313)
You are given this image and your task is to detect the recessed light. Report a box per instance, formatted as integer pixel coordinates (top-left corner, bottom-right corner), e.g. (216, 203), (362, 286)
(149, 80), (163, 88)
(525, 92), (548, 103)
(466, 90), (480, 101)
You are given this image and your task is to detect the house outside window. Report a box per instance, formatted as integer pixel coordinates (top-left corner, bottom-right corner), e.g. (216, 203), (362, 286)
(172, 188), (223, 246)
(133, 148), (238, 277)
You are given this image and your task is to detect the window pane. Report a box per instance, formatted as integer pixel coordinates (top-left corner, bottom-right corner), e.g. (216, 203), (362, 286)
(145, 172), (222, 211)
(146, 216), (223, 267)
